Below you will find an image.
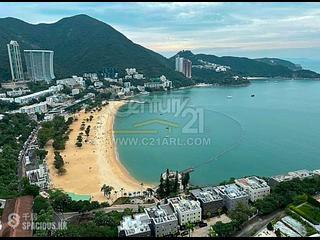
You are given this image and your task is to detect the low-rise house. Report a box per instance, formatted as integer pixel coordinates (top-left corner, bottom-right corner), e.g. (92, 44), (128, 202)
(118, 213), (152, 237)
(94, 81), (103, 89)
(25, 149), (49, 190)
(161, 171), (183, 191)
(214, 184), (249, 211)
(167, 197), (202, 226)
(235, 176), (270, 202)
(268, 169), (314, 187)
(145, 204), (179, 237)
(71, 88), (80, 96)
(190, 187), (224, 217)
(0, 199), (6, 209)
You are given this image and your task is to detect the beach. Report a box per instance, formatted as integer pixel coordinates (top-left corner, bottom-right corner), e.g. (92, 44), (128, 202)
(46, 100), (150, 203)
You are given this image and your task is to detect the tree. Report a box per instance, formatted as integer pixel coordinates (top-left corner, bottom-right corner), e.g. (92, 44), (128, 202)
(275, 228), (281, 237)
(182, 172), (190, 191)
(85, 126), (91, 137)
(157, 175), (165, 198)
(101, 185), (114, 198)
(208, 226), (217, 237)
(267, 222), (274, 231)
(212, 221), (235, 237)
(21, 177), (40, 197)
(217, 208), (223, 217)
(33, 195), (50, 214)
(165, 169), (170, 195)
(173, 171), (179, 193)
(53, 151), (64, 171)
(186, 221), (195, 237)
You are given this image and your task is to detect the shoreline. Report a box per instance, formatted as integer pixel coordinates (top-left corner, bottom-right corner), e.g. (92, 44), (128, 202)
(46, 100), (153, 203)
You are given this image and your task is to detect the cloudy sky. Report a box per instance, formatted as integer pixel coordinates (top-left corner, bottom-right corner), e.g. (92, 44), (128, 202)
(1, 2), (320, 68)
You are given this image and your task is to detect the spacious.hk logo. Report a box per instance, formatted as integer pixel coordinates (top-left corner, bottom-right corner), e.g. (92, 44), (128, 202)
(115, 96), (205, 134)
(7, 213), (20, 229)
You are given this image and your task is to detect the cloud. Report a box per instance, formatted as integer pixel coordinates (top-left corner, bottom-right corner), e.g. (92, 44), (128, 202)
(0, 2), (319, 59)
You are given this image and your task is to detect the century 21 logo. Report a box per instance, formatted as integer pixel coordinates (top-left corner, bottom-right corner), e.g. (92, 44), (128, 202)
(8, 213), (20, 229)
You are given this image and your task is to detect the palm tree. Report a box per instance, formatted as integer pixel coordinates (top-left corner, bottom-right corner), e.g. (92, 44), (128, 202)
(120, 188), (124, 197)
(186, 221), (195, 237)
(208, 226), (217, 237)
(217, 208), (223, 218)
(101, 184), (114, 198)
(146, 188), (154, 197)
(140, 182), (144, 192)
(114, 190), (118, 198)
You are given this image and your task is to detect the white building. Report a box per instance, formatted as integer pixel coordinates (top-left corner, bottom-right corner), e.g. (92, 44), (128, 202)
(269, 169), (314, 186)
(14, 85), (63, 104)
(24, 50), (55, 83)
(235, 176), (270, 202)
(7, 89), (31, 97)
(7, 40), (24, 81)
(167, 197), (202, 226)
(19, 102), (48, 114)
(25, 163), (49, 190)
(72, 88), (80, 95)
(118, 213), (151, 237)
(94, 81), (103, 89)
(123, 82), (131, 88)
(214, 184), (249, 211)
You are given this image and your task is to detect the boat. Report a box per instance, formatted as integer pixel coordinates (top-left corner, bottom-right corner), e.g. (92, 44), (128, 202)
(251, 94), (255, 97)
(140, 91), (150, 95)
(227, 95), (233, 99)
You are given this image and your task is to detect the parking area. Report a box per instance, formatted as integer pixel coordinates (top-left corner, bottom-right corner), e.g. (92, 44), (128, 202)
(189, 214), (232, 237)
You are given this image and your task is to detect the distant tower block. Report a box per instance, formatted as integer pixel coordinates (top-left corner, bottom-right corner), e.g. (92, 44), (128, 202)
(24, 50), (55, 83)
(7, 40), (24, 82)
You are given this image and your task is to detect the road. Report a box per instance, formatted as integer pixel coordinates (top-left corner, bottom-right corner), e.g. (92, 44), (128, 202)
(234, 209), (285, 237)
(57, 203), (157, 221)
(17, 125), (40, 191)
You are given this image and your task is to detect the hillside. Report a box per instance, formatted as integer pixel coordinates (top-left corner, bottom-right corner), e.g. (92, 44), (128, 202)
(0, 14), (191, 87)
(255, 58), (303, 71)
(171, 51), (320, 81)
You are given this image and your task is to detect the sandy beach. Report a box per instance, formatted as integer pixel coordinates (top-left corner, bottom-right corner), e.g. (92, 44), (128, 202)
(46, 100), (150, 203)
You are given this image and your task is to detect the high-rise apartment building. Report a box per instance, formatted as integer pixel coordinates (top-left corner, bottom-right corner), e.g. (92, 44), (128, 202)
(175, 56), (192, 78)
(7, 40), (24, 81)
(24, 50), (55, 83)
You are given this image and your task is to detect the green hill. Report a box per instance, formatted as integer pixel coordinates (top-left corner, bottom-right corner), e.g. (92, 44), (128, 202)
(0, 14), (191, 87)
(255, 58), (303, 71)
(171, 50), (320, 81)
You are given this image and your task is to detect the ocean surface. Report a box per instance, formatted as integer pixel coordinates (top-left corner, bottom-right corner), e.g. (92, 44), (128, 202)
(114, 78), (320, 186)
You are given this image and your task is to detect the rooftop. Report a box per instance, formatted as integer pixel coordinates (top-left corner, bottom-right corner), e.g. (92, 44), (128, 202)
(271, 169), (314, 182)
(145, 204), (177, 224)
(216, 184), (248, 199)
(235, 176), (269, 190)
(118, 213), (151, 236)
(168, 197), (201, 213)
(191, 187), (223, 203)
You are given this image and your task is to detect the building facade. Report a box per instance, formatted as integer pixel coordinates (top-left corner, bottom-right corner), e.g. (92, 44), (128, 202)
(235, 176), (270, 202)
(145, 204), (179, 237)
(190, 187), (224, 217)
(167, 197), (202, 226)
(19, 102), (48, 115)
(7, 40), (24, 81)
(175, 56), (192, 78)
(24, 50), (55, 83)
(118, 213), (152, 237)
(215, 184), (249, 211)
